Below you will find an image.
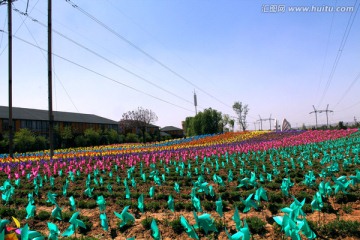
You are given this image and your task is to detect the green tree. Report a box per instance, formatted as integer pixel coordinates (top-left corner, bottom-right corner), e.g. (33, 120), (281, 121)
(84, 128), (101, 146)
(60, 126), (73, 148)
(233, 101), (249, 131)
(185, 108), (223, 136)
(14, 128), (36, 153)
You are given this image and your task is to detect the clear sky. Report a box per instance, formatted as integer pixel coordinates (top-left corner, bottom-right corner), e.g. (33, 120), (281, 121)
(0, 0), (359, 130)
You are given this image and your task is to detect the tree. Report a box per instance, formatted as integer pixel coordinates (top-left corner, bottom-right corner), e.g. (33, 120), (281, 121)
(184, 108), (223, 136)
(121, 107), (158, 143)
(233, 101), (249, 131)
(222, 114), (235, 132)
(60, 126), (73, 148)
(14, 128), (36, 153)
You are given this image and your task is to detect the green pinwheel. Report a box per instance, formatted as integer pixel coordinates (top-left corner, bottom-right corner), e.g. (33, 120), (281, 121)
(114, 206), (135, 228)
(48, 222), (60, 240)
(332, 176), (351, 194)
(215, 197), (223, 217)
(192, 195), (203, 212)
(100, 213), (108, 231)
(138, 194), (145, 213)
(151, 219), (161, 240)
(318, 180), (333, 197)
(174, 182), (180, 193)
(167, 195), (175, 212)
(69, 196), (76, 211)
(254, 186), (268, 202)
(84, 187), (94, 198)
(241, 193), (258, 213)
(349, 169), (360, 186)
(96, 195), (106, 212)
(47, 191), (57, 205)
(20, 224), (44, 240)
(232, 206), (242, 231)
(51, 204), (63, 220)
(62, 212), (86, 237)
(149, 186), (155, 199)
(26, 202), (36, 219)
(193, 211), (217, 234)
(311, 191), (323, 211)
(180, 216), (199, 240)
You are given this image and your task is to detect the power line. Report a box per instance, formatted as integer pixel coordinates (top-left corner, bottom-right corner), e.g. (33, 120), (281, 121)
(64, 0), (231, 109)
(7, 31), (194, 112)
(317, 0), (359, 107)
(334, 71), (360, 108)
(16, 9), (197, 108)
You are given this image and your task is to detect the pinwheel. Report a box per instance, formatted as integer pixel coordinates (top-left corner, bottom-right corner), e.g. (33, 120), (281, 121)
(180, 216), (199, 240)
(100, 213), (108, 231)
(311, 191), (323, 211)
(209, 185), (215, 197)
(167, 195), (175, 212)
(174, 182), (180, 194)
(318, 181), (333, 197)
(20, 224), (44, 240)
(48, 222), (60, 240)
(106, 183), (113, 194)
(232, 206), (242, 231)
(349, 169), (360, 186)
(148, 185), (156, 198)
(138, 194), (145, 213)
(84, 187), (94, 198)
(216, 197), (223, 217)
(192, 195), (203, 212)
(241, 193), (258, 213)
(96, 195), (106, 212)
(149, 219), (160, 240)
(51, 204), (63, 220)
(303, 171), (316, 187)
(237, 177), (250, 188)
(114, 206), (135, 228)
(69, 196), (76, 211)
(193, 211), (217, 234)
(62, 212), (86, 237)
(47, 192), (57, 205)
(332, 176), (351, 194)
(26, 202), (36, 219)
(254, 186), (268, 202)
(225, 222), (251, 240)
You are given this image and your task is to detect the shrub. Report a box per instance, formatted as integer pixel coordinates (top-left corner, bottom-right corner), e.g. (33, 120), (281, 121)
(141, 217), (154, 229)
(320, 220), (360, 238)
(36, 210), (51, 221)
(247, 216), (267, 235)
(170, 218), (183, 234)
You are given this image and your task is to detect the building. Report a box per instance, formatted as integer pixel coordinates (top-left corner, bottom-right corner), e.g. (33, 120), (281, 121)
(119, 120), (160, 136)
(160, 126), (184, 138)
(0, 106), (119, 136)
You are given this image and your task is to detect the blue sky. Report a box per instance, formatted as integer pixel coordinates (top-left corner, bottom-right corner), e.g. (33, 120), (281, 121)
(0, 0), (359, 130)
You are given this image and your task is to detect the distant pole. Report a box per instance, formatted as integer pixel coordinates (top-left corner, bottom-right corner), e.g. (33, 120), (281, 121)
(48, 0), (54, 158)
(193, 90), (197, 115)
(267, 114), (275, 131)
(309, 105), (318, 128)
(324, 104), (333, 128)
(7, 0), (13, 158)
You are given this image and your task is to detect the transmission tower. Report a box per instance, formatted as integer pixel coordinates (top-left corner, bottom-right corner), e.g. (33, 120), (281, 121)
(310, 104), (333, 128)
(266, 114), (275, 130)
(257, 115), (266, 130)
(309, 105), (319, 128)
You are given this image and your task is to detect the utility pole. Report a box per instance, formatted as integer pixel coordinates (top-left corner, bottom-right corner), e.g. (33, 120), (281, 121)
(257, 115), (266, 131)
(253, 122), (257, 131)
(309, 105), (318, 128)
(193, 90), (197, 115)
(48, 0), (54, 158)
(311, 104), (333, 128)
(1, 0), (16, 158)
(319, 104), (333, 128)
(266, 114), (275, 130)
